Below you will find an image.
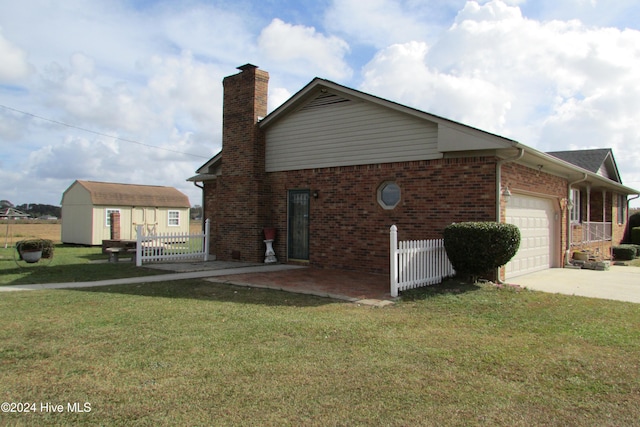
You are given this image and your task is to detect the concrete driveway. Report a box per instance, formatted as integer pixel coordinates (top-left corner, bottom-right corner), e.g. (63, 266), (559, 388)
(509, 265), (640, 303)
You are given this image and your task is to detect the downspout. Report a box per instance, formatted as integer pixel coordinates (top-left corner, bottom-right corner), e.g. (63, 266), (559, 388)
(194, 181), (204, 232)
(566, 173), (587, 265)
(495, 147), (524, 283)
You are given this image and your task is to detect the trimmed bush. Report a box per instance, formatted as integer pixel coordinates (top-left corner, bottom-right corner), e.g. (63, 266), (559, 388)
(444, 222), (521, 280)
(632, 227), (640, 245)
(622, 212), (640, 243)
(613, 245), (637, 261)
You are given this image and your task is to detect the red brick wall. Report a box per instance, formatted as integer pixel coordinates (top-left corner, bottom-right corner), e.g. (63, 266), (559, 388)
(265, 157), (498, 274)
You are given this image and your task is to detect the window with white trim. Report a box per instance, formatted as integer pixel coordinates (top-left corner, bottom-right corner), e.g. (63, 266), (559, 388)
(377, 181), (401, 209)
(168, 210), (180, 226)
(105, 209), (120, 227)
(570, 189), (580, 223)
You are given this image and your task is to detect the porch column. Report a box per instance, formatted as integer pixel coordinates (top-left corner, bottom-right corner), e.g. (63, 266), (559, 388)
(586, 185), (591, 241)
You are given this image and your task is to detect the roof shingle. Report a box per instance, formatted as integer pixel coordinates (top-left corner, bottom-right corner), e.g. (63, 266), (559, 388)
(75, 181), (190, 208)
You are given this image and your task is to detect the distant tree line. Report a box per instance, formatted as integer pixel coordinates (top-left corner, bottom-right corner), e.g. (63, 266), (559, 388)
(16, 203), (62, 218)
(190, 205), (203, 220)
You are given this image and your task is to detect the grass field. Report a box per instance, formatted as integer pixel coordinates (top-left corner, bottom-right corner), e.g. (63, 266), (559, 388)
(1, 278), (639, 426)
(1, 220), (203, 247)
(1, 220), (62, 246)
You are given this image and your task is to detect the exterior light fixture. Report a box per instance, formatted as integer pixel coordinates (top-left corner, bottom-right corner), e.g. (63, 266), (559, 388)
(501, 186), (512, 204)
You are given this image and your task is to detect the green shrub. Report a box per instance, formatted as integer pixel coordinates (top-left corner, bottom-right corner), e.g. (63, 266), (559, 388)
(632, 227), (640, 245)
(16, 238), (54, 260)
(444, 222), (520, 280)
(628, 244), (640, 258)
(613, 245), (637, 261)
(622, 213), (640, 243)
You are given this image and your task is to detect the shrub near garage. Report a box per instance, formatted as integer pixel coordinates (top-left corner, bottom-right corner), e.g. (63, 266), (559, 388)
(613, 245), (637, 261)
(444, 222), (521, 282)
(622, 212), (640, 243)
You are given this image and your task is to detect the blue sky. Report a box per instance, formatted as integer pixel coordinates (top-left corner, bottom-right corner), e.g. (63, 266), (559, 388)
(1, 0), (639, 207)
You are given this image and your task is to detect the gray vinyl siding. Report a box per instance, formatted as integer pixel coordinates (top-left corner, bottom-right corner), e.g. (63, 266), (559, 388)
(265, 96), (441, 172)
(597, 163), (610, 180)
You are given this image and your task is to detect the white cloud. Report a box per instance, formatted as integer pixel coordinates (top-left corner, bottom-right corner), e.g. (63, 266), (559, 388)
(324, 0), (461, 49)
(361, 42), (512, 133)
(258, 19), (352, 80)
(0, 29), (30, 82)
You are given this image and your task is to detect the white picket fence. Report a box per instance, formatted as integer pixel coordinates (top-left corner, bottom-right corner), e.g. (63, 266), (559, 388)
(390, 225), (455, 297)
(135, 219), (210, 266)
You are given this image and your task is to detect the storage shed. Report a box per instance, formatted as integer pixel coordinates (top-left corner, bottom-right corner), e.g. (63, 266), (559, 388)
(61, 180), (190, 245)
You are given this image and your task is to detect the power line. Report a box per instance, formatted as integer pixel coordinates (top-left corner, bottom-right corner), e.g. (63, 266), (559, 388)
(0, 104), (210, 159)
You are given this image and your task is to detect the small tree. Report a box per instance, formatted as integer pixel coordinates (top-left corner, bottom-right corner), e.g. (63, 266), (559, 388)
(444, 222), (521, 282)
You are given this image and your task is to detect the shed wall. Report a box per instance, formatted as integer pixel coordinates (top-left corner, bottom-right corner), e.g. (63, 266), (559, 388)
(61, 183), (94, 245)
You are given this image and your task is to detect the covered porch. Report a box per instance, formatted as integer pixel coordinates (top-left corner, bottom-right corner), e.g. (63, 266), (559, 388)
(569, 185), (625, 260)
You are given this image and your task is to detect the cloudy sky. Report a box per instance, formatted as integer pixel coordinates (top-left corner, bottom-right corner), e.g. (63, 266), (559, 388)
(1, 0), (640, 208)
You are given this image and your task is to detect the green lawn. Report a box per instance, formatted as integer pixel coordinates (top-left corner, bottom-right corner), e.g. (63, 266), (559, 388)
(1, 277), (639, 426)
(0, 245), (166, 286)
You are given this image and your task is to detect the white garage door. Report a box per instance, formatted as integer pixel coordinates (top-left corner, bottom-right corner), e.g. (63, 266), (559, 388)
(505, 195), (556, 279)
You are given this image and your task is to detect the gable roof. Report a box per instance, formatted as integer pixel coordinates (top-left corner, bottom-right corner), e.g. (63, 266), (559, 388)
(547, 149), (622, 183)
(68, 180), (190, 208)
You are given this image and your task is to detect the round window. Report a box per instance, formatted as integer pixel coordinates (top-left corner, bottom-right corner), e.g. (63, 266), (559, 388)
(378, 182), (401, 209)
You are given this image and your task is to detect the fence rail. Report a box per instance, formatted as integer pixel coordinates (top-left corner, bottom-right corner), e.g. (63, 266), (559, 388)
(390, 225), (455, 297)
(135, 219), (210, 266)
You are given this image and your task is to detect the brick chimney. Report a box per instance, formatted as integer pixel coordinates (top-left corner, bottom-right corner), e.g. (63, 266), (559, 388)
(215, 64), (269, 262)
(110, 211), (121, 241)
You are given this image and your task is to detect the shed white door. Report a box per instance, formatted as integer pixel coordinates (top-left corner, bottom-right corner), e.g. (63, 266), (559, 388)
(505, 195), (556, 279)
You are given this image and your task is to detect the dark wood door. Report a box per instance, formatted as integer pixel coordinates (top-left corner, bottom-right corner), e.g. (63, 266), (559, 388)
(288, 190), (309, 260)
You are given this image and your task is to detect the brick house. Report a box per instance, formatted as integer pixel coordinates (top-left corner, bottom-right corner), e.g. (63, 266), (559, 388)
(189, 64), (639, 280)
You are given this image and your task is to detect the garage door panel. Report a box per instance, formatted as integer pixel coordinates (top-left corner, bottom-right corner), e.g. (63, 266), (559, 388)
(506, 195), (555, 279)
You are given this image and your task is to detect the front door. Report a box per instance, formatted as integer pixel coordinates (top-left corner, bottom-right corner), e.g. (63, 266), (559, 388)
(288, 190), (310, 260)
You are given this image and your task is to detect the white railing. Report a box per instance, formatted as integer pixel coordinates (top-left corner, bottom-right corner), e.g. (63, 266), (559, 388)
(135, 219), (210, 266)
(581, 222), (612, 242)
(390, 225), (455, 297)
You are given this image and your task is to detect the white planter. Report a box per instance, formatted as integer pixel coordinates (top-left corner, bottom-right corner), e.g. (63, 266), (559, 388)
(21, 250), (42, 263)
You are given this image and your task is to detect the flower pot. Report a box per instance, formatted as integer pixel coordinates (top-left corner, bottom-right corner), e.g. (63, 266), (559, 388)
(263, 227), (277, 240)
(21, 250), (42, 263)
(573, 251), (589, 261)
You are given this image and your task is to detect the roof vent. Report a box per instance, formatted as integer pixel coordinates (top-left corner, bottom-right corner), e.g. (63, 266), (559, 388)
(302, 92), (350, 111)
